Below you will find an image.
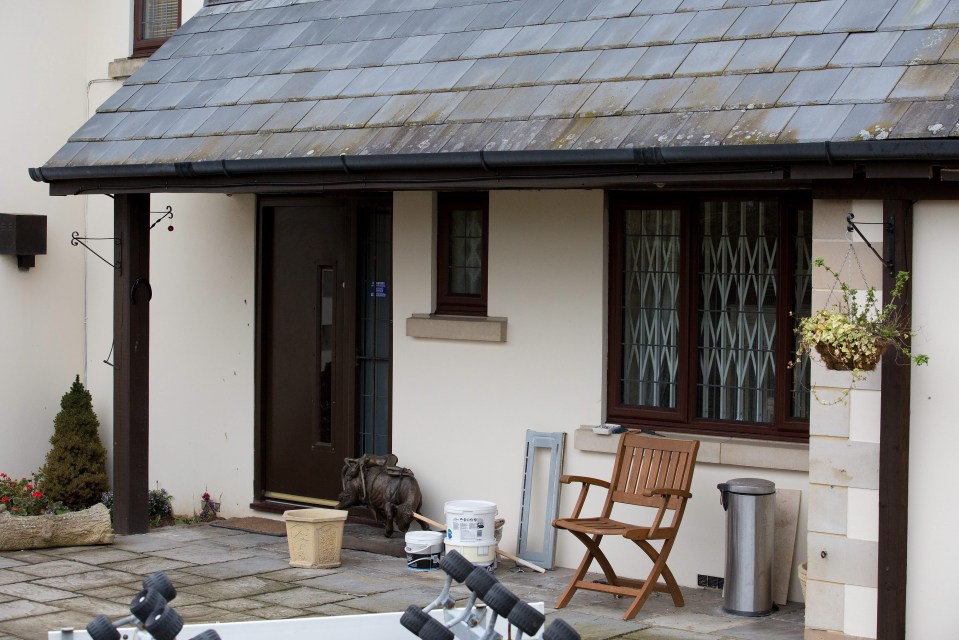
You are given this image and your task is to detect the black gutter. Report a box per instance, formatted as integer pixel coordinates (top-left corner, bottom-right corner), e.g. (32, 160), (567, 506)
(28, 139), (959, 184)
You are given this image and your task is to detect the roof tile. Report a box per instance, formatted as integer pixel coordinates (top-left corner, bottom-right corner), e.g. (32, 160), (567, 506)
(578, 80), (647, 115)
(487, 85), (555, 119)
(629, 43), (694, 77)
(97, 86), (141, 113)
(329, 96), (392, 128)
(543, 19), (606, 51)
(670, 109), (744, 145)
(829, 31), (903, 67)
(825, 0), (897, 33)
(447, 88), (513, 122)
(294, 98), (353, 130)
(288, 128), (343, 157)
(414, 59), (475, 92)
(422, 31), (483, 62)
(880, 0), (951, 29)
(631, 13), (695, 46)
(831, 102), (911, 140)
(500, 24), (564, 55)
(393, 5), (485, 37)
(161, 107), (218, 137)
(776, 33), (847, 71)
(675, 8), (743, 43)
(572, 114), (644, 148)
(582, 48), (649, 81)
(883, 28), (956, 65)
(374, 63), (436, 95)
(550, 0), (604, 23)
(724, 71), (796, 108)
(395, 123), (455, 153)
(367, 93), (429, 126)
(832, 66), (907, 103)
(269, 72), (328, 102)
(725, 106), (798, 144)
(889, 100), (959, 137)
(725, 5), (791, 39)
(633, 0), (683, 16)
(342, 66), (400, 97)
(584, 15), (650, 47)
(531, 83), (600, 117)
(225, 103), (284, 134)
(778, 68), (849, 105)
(674, 75), (744, 110)
(462, 27), (524, 58)
(890, 63), (959, 99)
(525, 117), (594, 149)
(454, 57), (514, 89)
(624, 77), (695, 113)
(620, 112), (689, 146)
(466, 1), (525, 31)
(260, 101), (316, 132)
(725, 36), (793, 73)
(778, 103), (854, 142)
(439, 121), (503, 152)
(935, 0), (959, 26)
(588, 0), (642, 19)
(496, 53), (559, 85)
(537, 50), (604, 83)
(127, 59), (181, 85)
(506, 0), (565, 27)
(193, 105), (252, 136)
(675, 40), (744, 75)
(384, 35), (445, 65)
(253, 131), (309, 158)
(482, 118), (550, 150)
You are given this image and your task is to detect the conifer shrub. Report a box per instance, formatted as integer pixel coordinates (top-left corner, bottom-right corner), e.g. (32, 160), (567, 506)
(41, 376), (109, 510)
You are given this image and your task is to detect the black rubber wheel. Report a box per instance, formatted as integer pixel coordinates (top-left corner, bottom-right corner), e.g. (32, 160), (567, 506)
(417, 616), (453, 640)
(483, 583), (519, 617)
(85, 614), (120, 640)
(400, 605), (430, 635)
(143, 571), (177, 602)
(508, 601), (545, 636)
(438, 550), (474, 583)
(144, 604), (184, 640)
(544, 618), (581, 640)
(187, 630), (222, 640)
(464, 566), (497, 598)
(129, 588), (166, 623)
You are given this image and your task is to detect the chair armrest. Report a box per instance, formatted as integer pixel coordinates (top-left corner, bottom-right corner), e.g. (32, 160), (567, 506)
(561, 475), (610, 490)
(558, 476), (610, 520)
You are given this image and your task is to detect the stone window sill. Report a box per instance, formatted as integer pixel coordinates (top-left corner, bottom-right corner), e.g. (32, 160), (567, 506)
(406, 314), (507, 343)
(574, 427), (808, 472)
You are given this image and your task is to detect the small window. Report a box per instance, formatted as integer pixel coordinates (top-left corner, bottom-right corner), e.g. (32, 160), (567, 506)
(435, 193), (489, 316)
(133, 0), (182, 58)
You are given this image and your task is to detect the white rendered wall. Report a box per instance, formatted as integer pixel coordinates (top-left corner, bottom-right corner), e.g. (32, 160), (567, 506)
(906, 201), (959, 638)
(0, 2), (92, 477)
(392, 190), (809, 596)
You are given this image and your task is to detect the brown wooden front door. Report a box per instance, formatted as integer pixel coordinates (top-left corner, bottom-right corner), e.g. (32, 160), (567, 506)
(258, 201), (356, 505)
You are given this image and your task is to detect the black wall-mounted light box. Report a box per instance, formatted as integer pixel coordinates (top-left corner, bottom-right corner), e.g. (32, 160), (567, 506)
(0, 213), (47, 271)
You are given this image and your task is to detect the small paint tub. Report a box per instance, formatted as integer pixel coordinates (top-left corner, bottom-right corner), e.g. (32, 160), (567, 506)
(405, 530), (444, 571)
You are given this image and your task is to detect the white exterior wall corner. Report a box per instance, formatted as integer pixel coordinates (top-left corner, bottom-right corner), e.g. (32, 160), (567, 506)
(906, 201), (959, 638)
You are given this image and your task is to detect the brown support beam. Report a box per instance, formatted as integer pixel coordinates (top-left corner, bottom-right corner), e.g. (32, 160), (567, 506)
(113, 193), (151, 535)
(877, 200), (912, 639)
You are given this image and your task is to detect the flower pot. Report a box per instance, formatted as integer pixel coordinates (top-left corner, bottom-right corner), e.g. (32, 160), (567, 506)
(283, 508), (348, 569)
(0, 503), (114, 551)
(815, 340), (887, 372)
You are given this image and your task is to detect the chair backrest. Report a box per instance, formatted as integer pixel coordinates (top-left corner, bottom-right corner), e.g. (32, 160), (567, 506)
(605, 433), (699, 514)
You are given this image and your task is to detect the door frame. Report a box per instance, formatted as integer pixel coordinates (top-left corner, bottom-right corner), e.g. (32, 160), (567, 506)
(252, 194), (391, 511)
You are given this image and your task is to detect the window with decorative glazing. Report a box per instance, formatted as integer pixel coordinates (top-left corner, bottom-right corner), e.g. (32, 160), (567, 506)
(435, 193), (488, 316)
(608, 194), (811, 441)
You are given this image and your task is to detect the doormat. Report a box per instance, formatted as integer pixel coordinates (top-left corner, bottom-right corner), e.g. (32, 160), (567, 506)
(210, 517), (287, 537)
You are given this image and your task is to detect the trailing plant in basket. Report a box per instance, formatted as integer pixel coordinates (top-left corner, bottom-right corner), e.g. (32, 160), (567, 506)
(793, 259), (928, 394)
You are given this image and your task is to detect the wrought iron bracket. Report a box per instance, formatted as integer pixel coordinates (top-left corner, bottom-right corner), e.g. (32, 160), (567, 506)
(846, 213), (895, 276)
(149, 206), (173, 230)
(71, 231), (119, 270)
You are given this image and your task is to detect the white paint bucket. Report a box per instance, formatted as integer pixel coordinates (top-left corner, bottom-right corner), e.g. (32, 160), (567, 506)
(445, 540), (497, 566)
(405, 530), (444, 571)
(445, 500), (497, 545)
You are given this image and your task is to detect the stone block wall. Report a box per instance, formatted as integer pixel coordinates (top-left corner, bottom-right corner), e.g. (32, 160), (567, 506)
(804, 200), (883, 640)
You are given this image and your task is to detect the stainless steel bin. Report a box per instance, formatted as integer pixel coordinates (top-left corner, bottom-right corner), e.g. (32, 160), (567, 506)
(717, 478), (776, 616)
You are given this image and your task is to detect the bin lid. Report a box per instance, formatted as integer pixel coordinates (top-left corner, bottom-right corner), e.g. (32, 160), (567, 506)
(717, 478), (776, 495)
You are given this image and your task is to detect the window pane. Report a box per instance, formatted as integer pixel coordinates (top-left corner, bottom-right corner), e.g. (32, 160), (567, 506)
(791, 208), (813, 419)
(697, 201), (778, 423)
(317, 266), (334, 445)
(621, 209), (681, 409)
(448, 208), (483, 295)
(141, 0), (179, 40)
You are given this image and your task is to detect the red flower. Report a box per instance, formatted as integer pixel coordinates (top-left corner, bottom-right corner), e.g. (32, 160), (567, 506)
(32, 491), (42, 499)
(26, 484), (33, 491)
(1, 497), (7, 503)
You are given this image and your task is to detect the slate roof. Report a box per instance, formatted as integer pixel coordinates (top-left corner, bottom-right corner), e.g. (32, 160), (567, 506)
(43, 0), (959, 170)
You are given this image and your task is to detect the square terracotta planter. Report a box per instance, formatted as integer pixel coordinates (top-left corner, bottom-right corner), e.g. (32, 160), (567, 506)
(283, 508), (348, 569)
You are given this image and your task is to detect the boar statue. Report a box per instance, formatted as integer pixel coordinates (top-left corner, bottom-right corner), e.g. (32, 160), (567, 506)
(335, 453), (426, 537)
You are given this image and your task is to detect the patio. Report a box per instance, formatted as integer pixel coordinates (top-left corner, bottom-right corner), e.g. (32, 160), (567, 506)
(0, 522), (804, 640)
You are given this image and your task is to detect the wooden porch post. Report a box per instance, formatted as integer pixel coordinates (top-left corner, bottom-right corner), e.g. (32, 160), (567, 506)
(877, 200), (912, 639)
(113, 193), (151, 535)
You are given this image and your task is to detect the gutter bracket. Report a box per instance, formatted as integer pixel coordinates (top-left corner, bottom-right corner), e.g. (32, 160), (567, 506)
(847, 213), (895, 276)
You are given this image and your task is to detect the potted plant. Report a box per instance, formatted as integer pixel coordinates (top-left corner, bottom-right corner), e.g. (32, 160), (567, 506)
(794, 259), (929, 378)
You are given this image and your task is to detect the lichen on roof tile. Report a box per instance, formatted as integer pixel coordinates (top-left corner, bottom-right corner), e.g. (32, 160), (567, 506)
(367, 93), (430, 126)
(620, 111), (689, 147)
(531, 83), (600, 118)
(889, 100), (959, 137)
(482, 118), (550, 151)
(883, 28), (956, 66)
(724, 71), (796, 108)
(525, 117), (594, 150)
(674, 75), (744, 110)
(293, 98), (353, 131)
(572, 114), (643, 148)
(670, 109), (744, 146)
(487, 85), (555, 120)
(778, 103), (854, 142)
(439, 121), (503, 152)
(831, 102), (911, 140)
(725, 106), (798, 144)
(624, 77), (695, 113)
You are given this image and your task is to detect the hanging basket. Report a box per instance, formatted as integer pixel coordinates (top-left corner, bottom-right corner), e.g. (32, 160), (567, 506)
(815, 340), (887, 372)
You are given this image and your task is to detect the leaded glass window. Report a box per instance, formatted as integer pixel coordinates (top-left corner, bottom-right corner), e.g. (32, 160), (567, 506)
(134, 0), (181, 58)
(436, 194), (488, 316)
(608, 194), (812, 441)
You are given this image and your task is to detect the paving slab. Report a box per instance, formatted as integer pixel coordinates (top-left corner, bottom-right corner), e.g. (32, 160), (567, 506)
(178, 555), (291, 579)
(9, 560), (94, 578)
(102, 556), (193, 575)
(149, 543), (259, 565)
(0, 559), (26, 570)
(305, 602), (374, 617)
(251, 585), (353, 608)
(248, 604), (312, 620)
(259, 567), (339, 582)
(31, 569), (142, 593)
(544, 610), (648, 639)
(0, 610), (89, 640)
(210, 596), (274, 612)
(0, 571), (34, 587)
(181, 575), (293, 600)
(51, 595), (132, 618)
(294, 571), (409, 596)
(44, 547), (140, 566)
(338, 586), (444, 613)
(0, 582), (75, 603)
(642, 610), (750, 634)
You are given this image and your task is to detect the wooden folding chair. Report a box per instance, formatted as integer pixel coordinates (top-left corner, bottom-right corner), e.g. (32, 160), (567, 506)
(553, 432), (699, 620)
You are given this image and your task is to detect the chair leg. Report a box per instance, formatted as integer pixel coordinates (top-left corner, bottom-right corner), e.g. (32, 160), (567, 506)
(554, 534), (603, 610)
(621, 538), (680, 620)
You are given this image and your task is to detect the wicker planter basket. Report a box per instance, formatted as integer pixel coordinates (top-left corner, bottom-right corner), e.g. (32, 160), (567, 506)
(815, 340), (887, 372)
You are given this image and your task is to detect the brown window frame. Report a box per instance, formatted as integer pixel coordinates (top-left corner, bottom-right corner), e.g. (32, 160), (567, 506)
(133, 0), (182, 59)
(607, 192), (811, 442)
(435, 193), (489, 317)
